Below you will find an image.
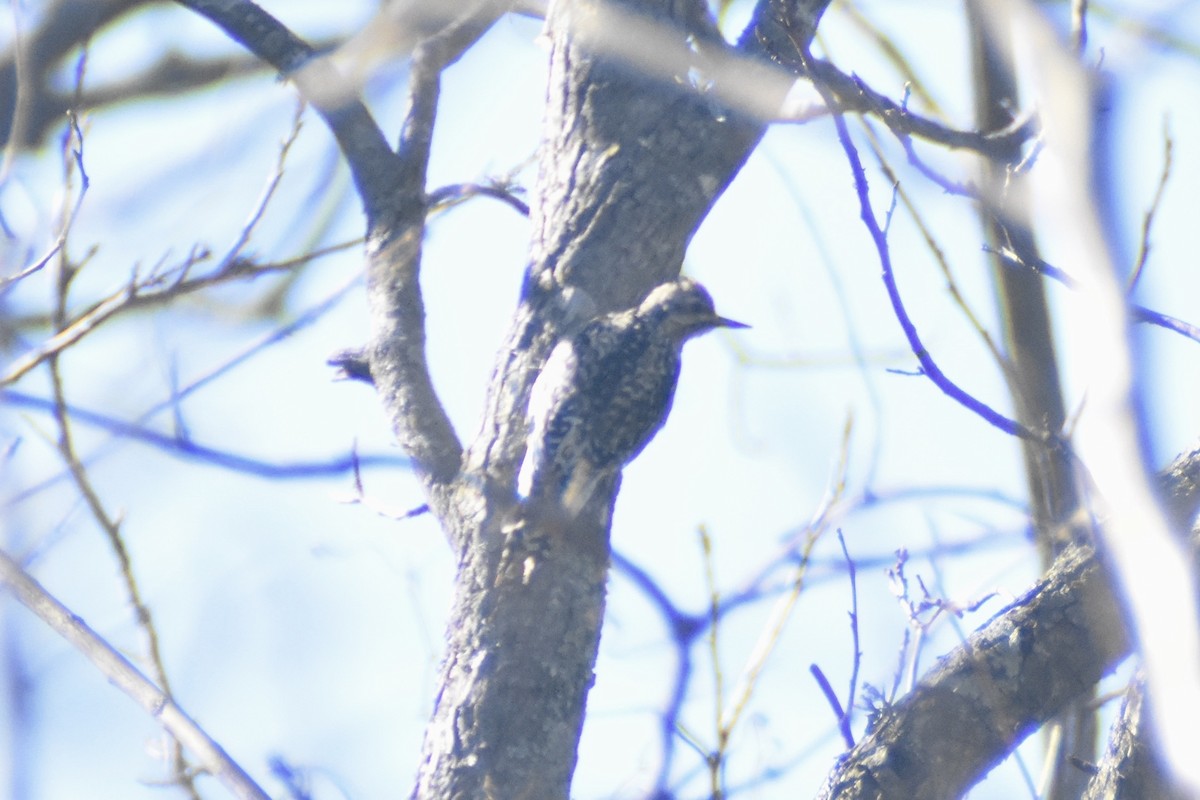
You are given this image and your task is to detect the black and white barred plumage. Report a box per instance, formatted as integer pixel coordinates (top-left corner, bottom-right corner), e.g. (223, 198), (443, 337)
(516, 278), (747, 517)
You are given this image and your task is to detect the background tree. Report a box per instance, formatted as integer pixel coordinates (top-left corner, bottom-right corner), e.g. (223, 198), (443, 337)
(2, 1), (1199, 799)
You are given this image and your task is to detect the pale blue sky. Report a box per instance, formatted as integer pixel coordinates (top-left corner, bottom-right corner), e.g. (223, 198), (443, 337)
(2, 1), (1198, 798)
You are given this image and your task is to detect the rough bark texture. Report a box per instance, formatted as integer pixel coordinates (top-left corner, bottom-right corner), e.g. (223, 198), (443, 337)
(818, 543), (1128, 800)
(1084, 675), (1197, 800)
(416, 2), (830, 796)
(817, 447), (1200, 800)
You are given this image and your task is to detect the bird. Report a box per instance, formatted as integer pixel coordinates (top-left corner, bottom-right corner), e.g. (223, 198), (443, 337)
(516, 277), (748, 518)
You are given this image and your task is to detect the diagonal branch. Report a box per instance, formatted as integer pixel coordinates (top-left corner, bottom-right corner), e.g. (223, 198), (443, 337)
(967, 11), (1089, 792)
(817, 444), (1200, 799)
(818, 541), (1126, 800)
(0, 548), (271, 800)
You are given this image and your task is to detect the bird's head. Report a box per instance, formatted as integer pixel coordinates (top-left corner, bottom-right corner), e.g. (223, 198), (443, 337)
(638, 278), (749, 339)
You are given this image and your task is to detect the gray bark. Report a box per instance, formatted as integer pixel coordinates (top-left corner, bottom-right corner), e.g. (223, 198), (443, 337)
(411, 2), (830, 796)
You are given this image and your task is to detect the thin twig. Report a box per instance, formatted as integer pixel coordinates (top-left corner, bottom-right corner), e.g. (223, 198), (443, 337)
(218, 98), (307, 267)
(800, 59), (1038, 159)
(861, 120), (1012, 380)
(2, 112), (355, 389)
(3, 112), (91, 290)
(838, 530), (861, 749)
(43, 120), (199, 797)
(815, 71), (1034, 441)
(810, 663), (851, 747)
(1127, 120), (1172, 292)
(427, 181), (531, 216)
(719, 414), (855, 736)
(173, 0), (405, 223)
(699, 525), (727, 799)
(3, 389), (410, 481)
(987, 245), (1200, 345)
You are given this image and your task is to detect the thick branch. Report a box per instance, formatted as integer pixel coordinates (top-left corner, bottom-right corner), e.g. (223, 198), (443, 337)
(820, 542), (1124, 800)
(818, 445), (1200, 799)
(410, 511), (613, 799)
(467, 0), (834, 486)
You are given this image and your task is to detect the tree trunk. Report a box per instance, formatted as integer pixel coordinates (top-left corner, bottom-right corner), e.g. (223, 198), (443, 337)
(409, 0), (828, 795)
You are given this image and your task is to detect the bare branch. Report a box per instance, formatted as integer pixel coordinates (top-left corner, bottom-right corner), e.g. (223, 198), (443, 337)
(861, 124), (1011, 378)
(1127, 121), (1173, 292)
(42, 155), (200, 792)
(819, 542), (1126, 800)
(3, 389), (409, 482)
(427, 181), (531, 217)
(362, 1), (504, 497)
(801, 60), (1037, 158)
(2, 107), (336, 387)
(818, 443), (1200, 799)
(819, 78), (1035, 441)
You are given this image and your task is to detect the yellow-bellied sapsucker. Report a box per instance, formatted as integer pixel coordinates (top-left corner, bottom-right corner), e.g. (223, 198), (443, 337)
(516, 277), (747, 517)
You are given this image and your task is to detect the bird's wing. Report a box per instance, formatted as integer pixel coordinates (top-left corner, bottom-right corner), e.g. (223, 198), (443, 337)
(516, 337), (580, 500)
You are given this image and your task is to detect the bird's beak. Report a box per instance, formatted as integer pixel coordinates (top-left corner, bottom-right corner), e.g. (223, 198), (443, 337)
(714, 315), (750, 330)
